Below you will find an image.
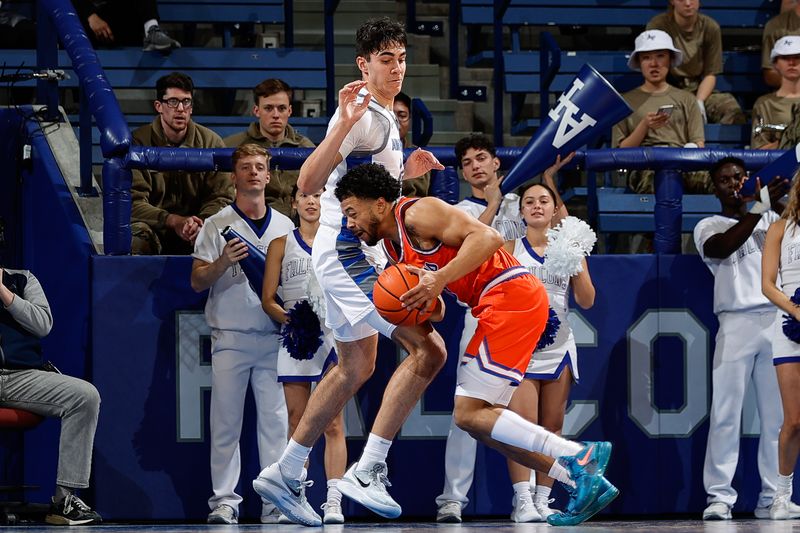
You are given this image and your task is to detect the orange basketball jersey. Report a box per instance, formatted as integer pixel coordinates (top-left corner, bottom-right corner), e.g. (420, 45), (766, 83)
(384, 197), (549, 382)
(383, 197), (521, 308)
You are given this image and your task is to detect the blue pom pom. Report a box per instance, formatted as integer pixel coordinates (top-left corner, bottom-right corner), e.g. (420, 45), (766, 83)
(536, 307), (561, 351)
(280, 300), (324, 361)
(782, 288), (800, 343)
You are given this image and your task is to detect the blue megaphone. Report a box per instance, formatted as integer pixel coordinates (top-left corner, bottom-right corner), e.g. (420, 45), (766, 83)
(740, 145), (800, 196)
(220, 226), (266, 295)
(501, 64), (633, 193)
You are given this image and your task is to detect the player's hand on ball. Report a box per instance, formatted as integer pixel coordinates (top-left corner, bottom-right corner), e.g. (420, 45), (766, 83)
(404, 148), (444, 180)
(400, 265), (445, 312)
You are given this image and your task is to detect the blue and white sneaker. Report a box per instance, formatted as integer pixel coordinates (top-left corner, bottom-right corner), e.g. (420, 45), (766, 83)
(338, 462), (401, 518)
(252, 463), (321, 527)
(548, 475), (619, 526)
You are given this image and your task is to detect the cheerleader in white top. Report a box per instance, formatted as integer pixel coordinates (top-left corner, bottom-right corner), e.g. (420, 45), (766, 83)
(261, 186), (346, 524)
(502, 166), (595, 522)
(761, 169), (800, 520)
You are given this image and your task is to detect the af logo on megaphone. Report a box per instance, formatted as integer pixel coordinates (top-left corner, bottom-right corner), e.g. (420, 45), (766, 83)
(548, 78), (598, 149)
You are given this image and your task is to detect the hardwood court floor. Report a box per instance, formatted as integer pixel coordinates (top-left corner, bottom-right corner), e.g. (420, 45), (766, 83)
(6, 520), (800, 532)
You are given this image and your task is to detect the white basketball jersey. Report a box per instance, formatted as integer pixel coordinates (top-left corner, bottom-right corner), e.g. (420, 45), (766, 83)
(455, 194), (526, 241)
(320, 89), (404, 228)
(193, 204), (294, 333)
(780, 220), (800, 298)
(694, 211), (779, 314)
(513, 237), (571, 322)
(280, 229), (314, 310)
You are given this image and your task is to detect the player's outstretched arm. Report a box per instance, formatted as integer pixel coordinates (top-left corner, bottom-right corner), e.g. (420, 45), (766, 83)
(261, 236), (289, 324)
(542, 152), (575, 226)
(403, 148), (444, 180)
(762, 219), (797, 318)
(400, 198), (503, 311)
(298, 81), (371, 194)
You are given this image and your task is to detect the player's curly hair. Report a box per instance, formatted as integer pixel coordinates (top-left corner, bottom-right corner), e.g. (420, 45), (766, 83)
(355, 17), (407, 59)
(335, 163), (401, 203)
(783, 167), (800, 225)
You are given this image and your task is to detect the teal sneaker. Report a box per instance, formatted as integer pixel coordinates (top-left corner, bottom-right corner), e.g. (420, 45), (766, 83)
(571, 441), (612, 477)
(552, 441), (612, 517)
(547, 476), (619, 526)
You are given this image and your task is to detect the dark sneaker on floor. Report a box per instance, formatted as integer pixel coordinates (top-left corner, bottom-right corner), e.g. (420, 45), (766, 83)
(45, 494), (102, 525)
(143, 26), (181, 51)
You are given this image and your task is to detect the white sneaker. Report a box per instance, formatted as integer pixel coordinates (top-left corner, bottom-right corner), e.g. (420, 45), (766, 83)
(511, 491), (543, 523)
(252, 463), (321, 526)
(260, 505), (282, 524)
(322, 500), (345, 524)
(756, 500), (800, 519)
(338, 462), (401, 518)
(703, 502), (732, 520)
(207, 504), (237, 524)
(534, 495), (557, 519)
(278, 513), (293, 524)
(436, 501), (462, 523)
(770, 493), (800, 520)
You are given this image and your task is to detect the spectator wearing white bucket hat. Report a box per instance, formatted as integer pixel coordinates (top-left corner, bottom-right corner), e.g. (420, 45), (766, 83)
(647, 0), (746, 125)
(613, 29), (706, 196)
(752, 35), (800, 149)
(761, 1), (800, 88)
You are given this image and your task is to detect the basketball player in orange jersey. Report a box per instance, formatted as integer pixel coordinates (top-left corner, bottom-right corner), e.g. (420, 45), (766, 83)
(334, 163), (619, 526)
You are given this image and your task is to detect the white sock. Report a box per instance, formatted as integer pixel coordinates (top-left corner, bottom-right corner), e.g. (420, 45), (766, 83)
(535, 485), (552, 500)
(512, 481), (531, 498)
(490, 410), (581, 457)
(778, 473), (794, 494)
(549, 460), (575, 488)
(365, 309), (397, 339)
(326, 479), (342, 505)
(356, 433), (392, 471)
(278, 438), (312, 480)
(144, 19), (158, 34)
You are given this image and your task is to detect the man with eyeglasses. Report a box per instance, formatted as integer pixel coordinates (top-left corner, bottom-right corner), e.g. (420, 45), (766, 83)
(392, 91), (429, 198)
(131, 71), (234, 255)
(224, 79), (315, 217)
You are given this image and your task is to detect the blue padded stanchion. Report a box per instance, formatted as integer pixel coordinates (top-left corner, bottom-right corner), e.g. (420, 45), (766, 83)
(429, 167), (460, 205)
(102, 157), (132, 255)
(654, 169), (683, 254)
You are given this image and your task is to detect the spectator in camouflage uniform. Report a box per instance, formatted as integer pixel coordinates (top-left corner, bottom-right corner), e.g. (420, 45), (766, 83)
(762, 0), (800, 88)
(224, 79), (316, 217)
(752, 36), (800, 149)
(647, 0), (745, 124)
(613, 30), (707, 194)
(131, 72), (234, 255)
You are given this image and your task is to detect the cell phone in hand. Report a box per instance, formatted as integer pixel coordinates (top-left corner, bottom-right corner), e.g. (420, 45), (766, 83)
(656, 104), (675, 117)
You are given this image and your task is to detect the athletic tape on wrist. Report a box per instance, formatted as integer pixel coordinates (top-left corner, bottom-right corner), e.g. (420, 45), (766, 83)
(749, 186), (771, 214)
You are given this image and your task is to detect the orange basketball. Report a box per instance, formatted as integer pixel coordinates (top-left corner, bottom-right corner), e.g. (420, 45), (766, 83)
(373, 264), (433, 327)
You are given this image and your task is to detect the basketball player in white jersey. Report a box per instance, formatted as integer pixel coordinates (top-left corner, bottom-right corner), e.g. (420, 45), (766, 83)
(694, 157), (792, 520)
(436, 152), (573, 523)
(261, 185), (346, 524)
(501, 176), (596, 523)
(762, 168), (800, 520)
(252, 17), (446, 526)
(191, 144), (294, 525)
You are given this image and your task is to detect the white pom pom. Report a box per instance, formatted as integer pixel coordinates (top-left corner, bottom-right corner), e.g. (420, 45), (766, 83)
(305, 268), (327, 321)
(544, 216), (597, 277)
